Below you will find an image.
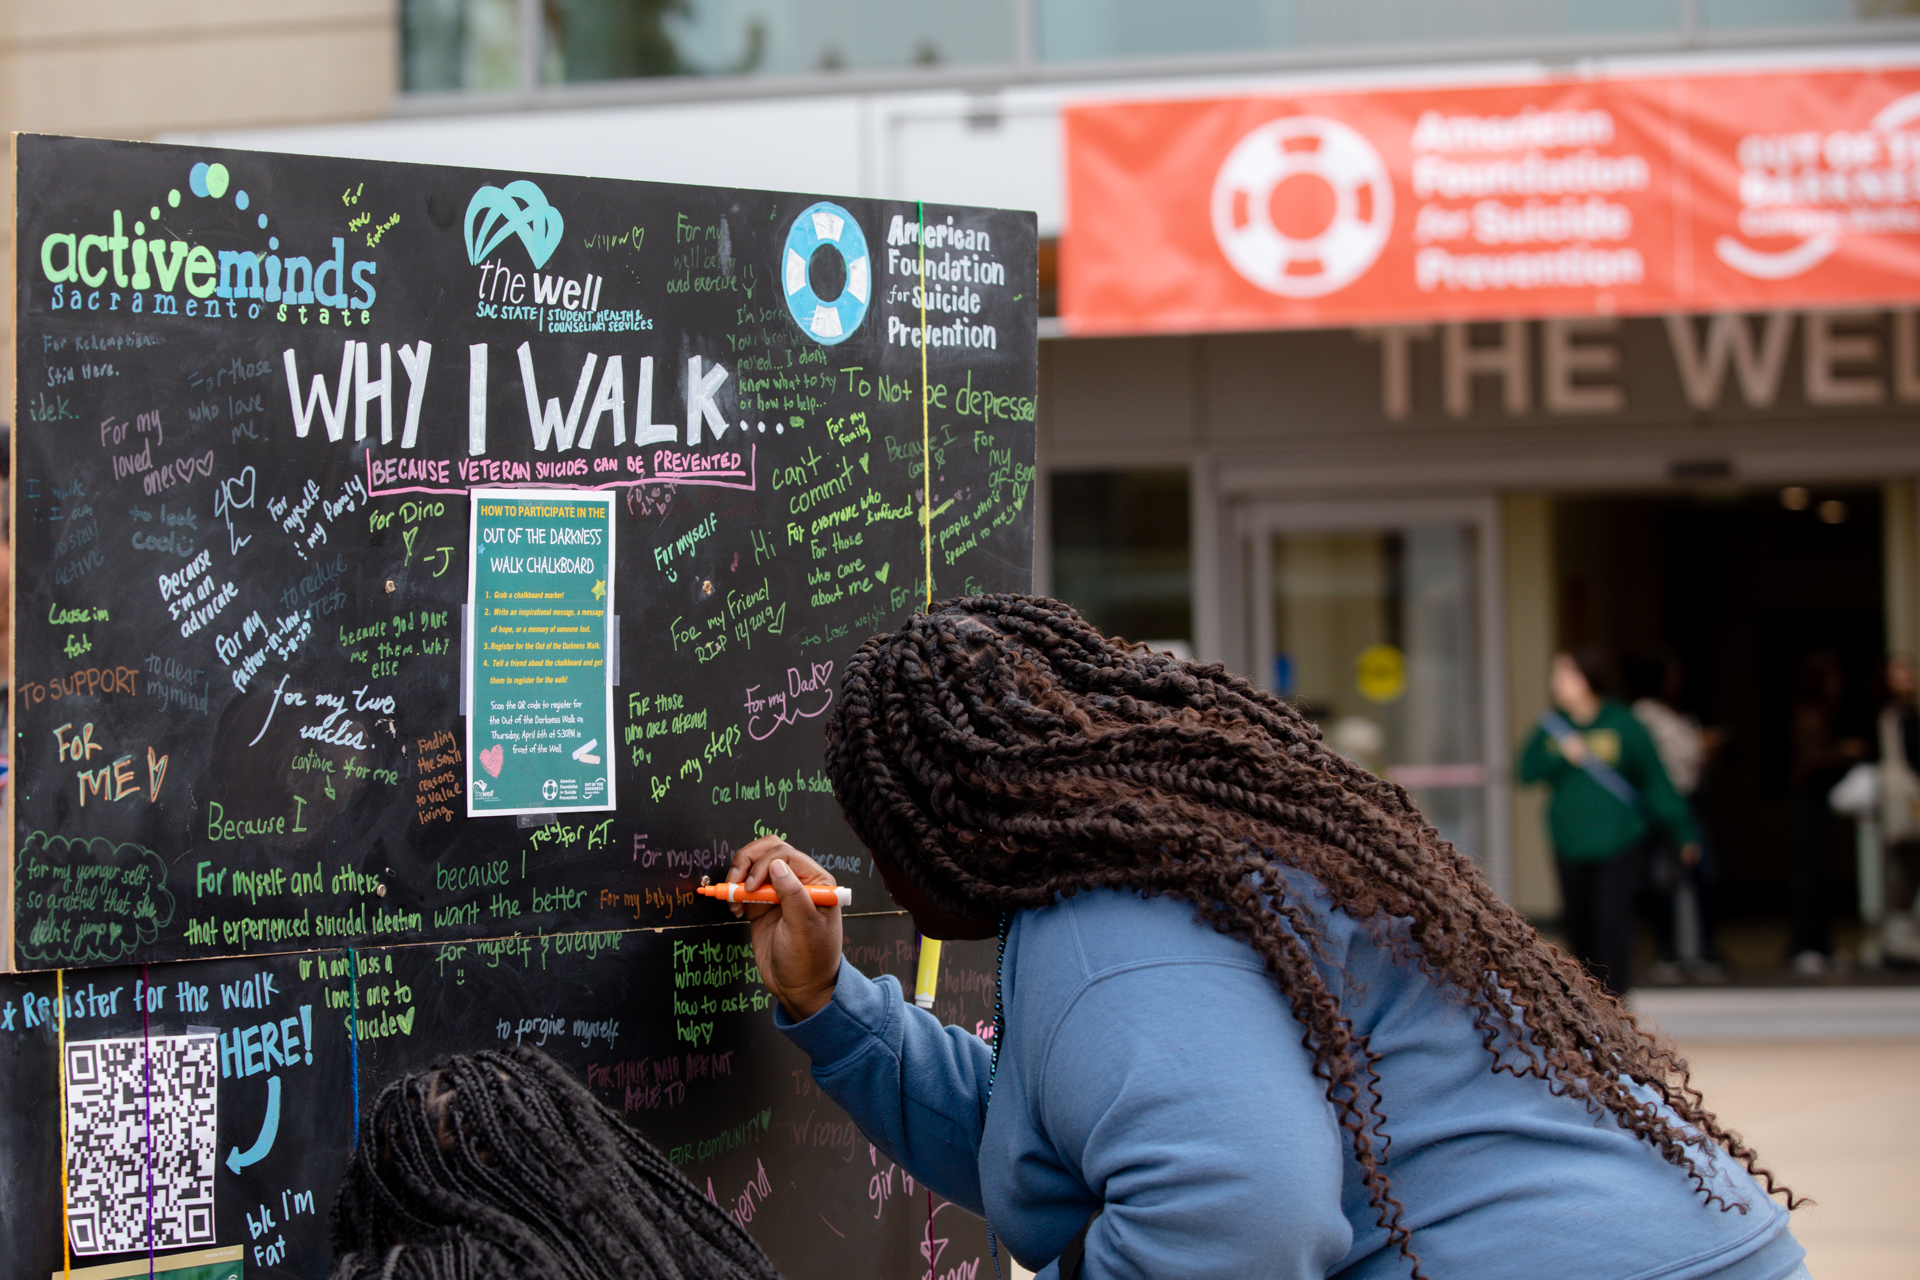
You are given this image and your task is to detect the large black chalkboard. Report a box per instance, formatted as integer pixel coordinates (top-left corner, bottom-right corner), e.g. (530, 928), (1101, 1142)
(0, 920), (1006, 1280)
(4, 133), (1034, 1279)
(9, 133), (1035, 965)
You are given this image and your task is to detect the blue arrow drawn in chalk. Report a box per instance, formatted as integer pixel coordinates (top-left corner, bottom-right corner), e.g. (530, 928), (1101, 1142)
(226, 1075), (281, 1174)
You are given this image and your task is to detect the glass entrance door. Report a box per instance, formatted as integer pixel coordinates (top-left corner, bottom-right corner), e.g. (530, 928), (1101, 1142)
(1236, 501), (1507, 888)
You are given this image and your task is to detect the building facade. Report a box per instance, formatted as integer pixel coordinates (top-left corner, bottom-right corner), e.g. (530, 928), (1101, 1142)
(131, 1), (1920, 923)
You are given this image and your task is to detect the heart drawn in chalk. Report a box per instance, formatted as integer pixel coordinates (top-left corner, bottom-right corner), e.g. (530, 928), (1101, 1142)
(480, 745), (504, 778)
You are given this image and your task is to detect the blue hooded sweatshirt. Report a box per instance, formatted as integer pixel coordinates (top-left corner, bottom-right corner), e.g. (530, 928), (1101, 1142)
(779, 884), (1803, 1280)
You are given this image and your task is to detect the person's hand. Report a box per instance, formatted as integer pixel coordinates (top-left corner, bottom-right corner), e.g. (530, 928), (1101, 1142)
(1557, 733), (1589, 764)
(727, 835), (843, 1021)
(1680, 842), (1702, 867)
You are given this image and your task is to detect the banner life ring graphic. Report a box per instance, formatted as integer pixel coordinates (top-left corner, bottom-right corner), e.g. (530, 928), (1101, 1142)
(1211, 116), (1393, 299)
(783, 202), (870, 344)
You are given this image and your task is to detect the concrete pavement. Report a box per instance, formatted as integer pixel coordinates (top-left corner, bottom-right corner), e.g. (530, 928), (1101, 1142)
(1633, 986), (1920, 1280)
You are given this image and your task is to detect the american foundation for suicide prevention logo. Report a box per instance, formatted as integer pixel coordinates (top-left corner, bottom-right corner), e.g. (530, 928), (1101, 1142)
(1211, 116), (1394, 298)
(782, 202), (871, 343)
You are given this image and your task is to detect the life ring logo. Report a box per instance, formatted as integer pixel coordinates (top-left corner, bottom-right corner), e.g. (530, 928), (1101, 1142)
(465, 180), (564, 270)
(1211, 116), (1394, 298)
(782, 201), (871, 344)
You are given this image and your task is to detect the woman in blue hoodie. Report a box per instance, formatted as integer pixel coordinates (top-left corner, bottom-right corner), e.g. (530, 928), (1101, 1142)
(729, 596), (1805, 1280)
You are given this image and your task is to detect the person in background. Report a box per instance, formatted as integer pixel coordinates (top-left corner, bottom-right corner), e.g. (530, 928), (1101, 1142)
(1876, 655), (1920, 963)
(1520, 649), (1698, 996)
(329, 1046), (782, 1280)
(1, 454), (11, 797)
(0, 517), (10, 797)
(1628, 654), (1724, 981)
(1784, 650), (1866, 974)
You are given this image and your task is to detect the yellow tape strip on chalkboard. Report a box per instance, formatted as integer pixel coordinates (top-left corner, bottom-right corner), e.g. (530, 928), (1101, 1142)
(918, 200), (932, 608)
(57, 968), (70, 1280)
(48, 1245), (244, 1280)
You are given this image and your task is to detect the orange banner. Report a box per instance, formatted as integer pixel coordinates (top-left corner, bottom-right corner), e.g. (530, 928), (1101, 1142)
(1061, 68), (1920, 333)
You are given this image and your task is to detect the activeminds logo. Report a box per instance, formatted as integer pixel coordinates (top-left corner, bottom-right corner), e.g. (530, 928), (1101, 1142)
(465, 180), (563, 270)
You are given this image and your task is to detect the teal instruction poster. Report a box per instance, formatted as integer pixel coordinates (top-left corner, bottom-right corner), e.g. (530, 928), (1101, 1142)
(466, 488), (616, 815)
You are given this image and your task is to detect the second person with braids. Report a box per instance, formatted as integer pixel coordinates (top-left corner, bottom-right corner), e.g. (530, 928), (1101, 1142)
(727, 595), (1806, 1280)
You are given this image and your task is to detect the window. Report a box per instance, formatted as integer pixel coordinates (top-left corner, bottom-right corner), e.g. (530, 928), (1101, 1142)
(1050, 470), (1191, 650)
(401, 0), (1019, 92)
(403, 0), (1911, 93)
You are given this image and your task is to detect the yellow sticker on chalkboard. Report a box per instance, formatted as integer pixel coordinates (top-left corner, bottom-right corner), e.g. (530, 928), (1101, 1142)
(1355, 644), (1405, 703)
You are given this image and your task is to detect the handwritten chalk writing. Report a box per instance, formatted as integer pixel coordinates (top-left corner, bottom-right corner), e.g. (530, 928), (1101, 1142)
(14, 831), (175, 966)
(221, 608), (315, 691)
(786, 1108), (861, 1156)
(229, 868), (292, 906)
(218, 1007), (314, 1080)
(712, 1158), (775, 1229)
(280, 552), (348, 612)
(745, 663), (834, 741)
(311, 903), (423, 939)
(434, 902), (480, 928)
(47, 602), (109, 625)
(844, 937), (920, 975)
(672, 938), (758, 988)
(176, 580), (239, 638)
(667, 1108), (771, 1166)
(525, 818), (615, 853)
(219, 971), (280, 1010)
(299, 691), (372, 751)
(585, 1048), (733, 1116)
(140, 448), (217, 497)
(436, 858), (511, 893)
(570, 1018), (620, 1049)
(417, 729), (466, 824)
(635, 885), (699, 918)
(369, 454), (453, 487)
(53, 516), (101, 559)
(503, 1015), (568, 1047)
(156, 548), (212, 600)
(52, 721), (101, 765)
(353, 1006), (418, 1041)
(652, 512), (718, 579)
(620, 834), (731, 881)
(14, 980), (124, 1027)
(813, 851), (868, 878)
(206, 801), (289, 842)
(478, 936), (535, 968)
(540, 930), (625, 965)
(18, 666), (142, 706)
(866, 1150), (916, 1218)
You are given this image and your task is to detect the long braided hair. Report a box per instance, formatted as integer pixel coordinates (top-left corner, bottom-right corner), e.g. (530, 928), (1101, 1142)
(824, 594), (1794, 1277)
(329, 1046), (781, 1280)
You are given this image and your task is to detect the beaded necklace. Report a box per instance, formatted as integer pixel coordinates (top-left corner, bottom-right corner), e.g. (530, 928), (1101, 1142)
(985, 912), (1011, 1276)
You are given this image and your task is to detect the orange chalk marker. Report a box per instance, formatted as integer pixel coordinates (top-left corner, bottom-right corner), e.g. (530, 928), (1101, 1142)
(697, 880), (851, 907)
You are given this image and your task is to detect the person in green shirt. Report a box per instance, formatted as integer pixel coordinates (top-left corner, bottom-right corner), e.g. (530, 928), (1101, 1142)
(1519, 649), (1698, 995)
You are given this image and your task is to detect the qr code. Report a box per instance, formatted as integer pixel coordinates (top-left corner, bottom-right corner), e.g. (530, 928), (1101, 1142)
(64, 1034), (219, 1255)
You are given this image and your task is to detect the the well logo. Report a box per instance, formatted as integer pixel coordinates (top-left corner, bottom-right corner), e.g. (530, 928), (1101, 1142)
(465, 180), (563, 269)
(467, 179), (609, 316)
